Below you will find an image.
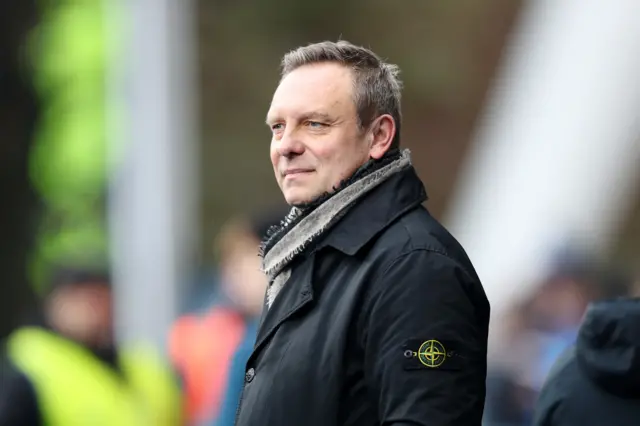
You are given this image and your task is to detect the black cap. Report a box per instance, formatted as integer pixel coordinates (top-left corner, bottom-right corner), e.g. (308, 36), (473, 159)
(47, 266), (111, 292)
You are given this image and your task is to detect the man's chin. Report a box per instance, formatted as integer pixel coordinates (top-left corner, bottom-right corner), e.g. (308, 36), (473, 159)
(284, 190), (319, 207)
(285, 197), (313, 207)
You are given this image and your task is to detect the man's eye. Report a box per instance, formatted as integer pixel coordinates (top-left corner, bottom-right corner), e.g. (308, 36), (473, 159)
(307, 121), (325, 128)
(271, 123), (284, 132)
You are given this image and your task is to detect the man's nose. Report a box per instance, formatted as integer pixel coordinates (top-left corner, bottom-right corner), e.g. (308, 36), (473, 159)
(276, 128), (304, 157)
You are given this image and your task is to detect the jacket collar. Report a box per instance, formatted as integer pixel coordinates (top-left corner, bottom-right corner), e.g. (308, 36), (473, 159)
(317, 164), (428, 255)
(261, 150), (414, 281)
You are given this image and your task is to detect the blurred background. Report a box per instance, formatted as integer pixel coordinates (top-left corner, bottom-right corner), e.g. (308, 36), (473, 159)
(1, 1), (639, 425)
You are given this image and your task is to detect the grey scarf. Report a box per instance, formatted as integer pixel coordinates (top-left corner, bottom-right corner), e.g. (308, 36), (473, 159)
(262, 149), (412, 308)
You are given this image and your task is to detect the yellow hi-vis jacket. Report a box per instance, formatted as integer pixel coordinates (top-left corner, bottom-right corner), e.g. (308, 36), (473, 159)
(7, 326), (182, 426)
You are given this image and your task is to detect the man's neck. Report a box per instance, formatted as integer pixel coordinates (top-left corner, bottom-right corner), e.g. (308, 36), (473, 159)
(292, 149), (403, 212)
(261, 149), (403, 257)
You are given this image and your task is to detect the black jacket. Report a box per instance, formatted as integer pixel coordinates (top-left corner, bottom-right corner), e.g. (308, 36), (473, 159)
(533, 298), (640, 426)
(235, 166), (490, 426)
(0, 359), (40, 425)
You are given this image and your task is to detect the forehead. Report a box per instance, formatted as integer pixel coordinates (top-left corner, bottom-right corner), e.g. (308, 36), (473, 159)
(268, 62), (355, 120)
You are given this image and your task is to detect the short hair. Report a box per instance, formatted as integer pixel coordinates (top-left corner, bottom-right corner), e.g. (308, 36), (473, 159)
(281, 40), (403, 149)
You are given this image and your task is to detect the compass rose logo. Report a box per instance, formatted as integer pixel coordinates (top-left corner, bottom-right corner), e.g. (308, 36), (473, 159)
(417, 339), (447, 368)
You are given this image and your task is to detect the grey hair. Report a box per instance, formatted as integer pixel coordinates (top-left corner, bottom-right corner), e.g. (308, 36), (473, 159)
(281, 40), (403, 149)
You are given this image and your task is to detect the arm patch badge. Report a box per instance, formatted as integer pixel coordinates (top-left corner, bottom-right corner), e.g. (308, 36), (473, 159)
(402, 339), (467, 371)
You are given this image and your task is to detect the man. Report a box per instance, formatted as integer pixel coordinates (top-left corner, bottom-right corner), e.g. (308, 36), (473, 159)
(234, 40), (490, 426)
(532, 297), (640, 426)
(0, 267), (182, 426)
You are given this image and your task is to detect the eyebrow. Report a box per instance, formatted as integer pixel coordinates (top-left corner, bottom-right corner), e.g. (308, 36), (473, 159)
(265, 111), (335, 126)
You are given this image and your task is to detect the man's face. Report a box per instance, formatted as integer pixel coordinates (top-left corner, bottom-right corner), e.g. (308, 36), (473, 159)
(47, 283), (113, 348)
(267, 62), (372, 205)
(221, 233), (268, 317)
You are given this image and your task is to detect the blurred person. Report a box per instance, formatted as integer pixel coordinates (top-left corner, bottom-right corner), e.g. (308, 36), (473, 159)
(484, 259), (632, 426)
(169, 302), (244, 426)
(528, 260), (631, 391)
(484, 302), (539, 426)
(234, 40), (490, 426)
(484, 263), (595, 426)
(527, 269), (592, 387)
(211, 212), (281, 426)
(0, 267), (182, 426)
(169, 211), (281, 426)
(533, 297), (640, 426)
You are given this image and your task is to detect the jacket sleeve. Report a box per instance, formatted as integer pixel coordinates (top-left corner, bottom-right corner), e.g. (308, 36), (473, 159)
(532, 388), (561, 426)
(360, 249), (489, 426)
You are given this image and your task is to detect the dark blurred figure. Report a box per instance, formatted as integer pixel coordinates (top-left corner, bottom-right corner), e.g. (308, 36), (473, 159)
(484, 256), (603, 426)
(533, 297), (640, 426)
(169, 209), (282, 426)
(484, 253), (633, 426)
(0, 267), (183, 426)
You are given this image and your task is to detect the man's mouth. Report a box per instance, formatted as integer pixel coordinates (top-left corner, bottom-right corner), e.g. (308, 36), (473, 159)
(283, 169), (314, 178)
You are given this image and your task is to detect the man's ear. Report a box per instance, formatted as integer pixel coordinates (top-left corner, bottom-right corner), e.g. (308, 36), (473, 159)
(368, 114), (396, 159)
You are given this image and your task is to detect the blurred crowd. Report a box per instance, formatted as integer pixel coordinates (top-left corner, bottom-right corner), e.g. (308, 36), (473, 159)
(0, 207), (285, 426)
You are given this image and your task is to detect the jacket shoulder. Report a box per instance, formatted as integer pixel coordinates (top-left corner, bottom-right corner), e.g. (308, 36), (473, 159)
(533, 345), (579, 426)
(369, 206), (479, 281)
